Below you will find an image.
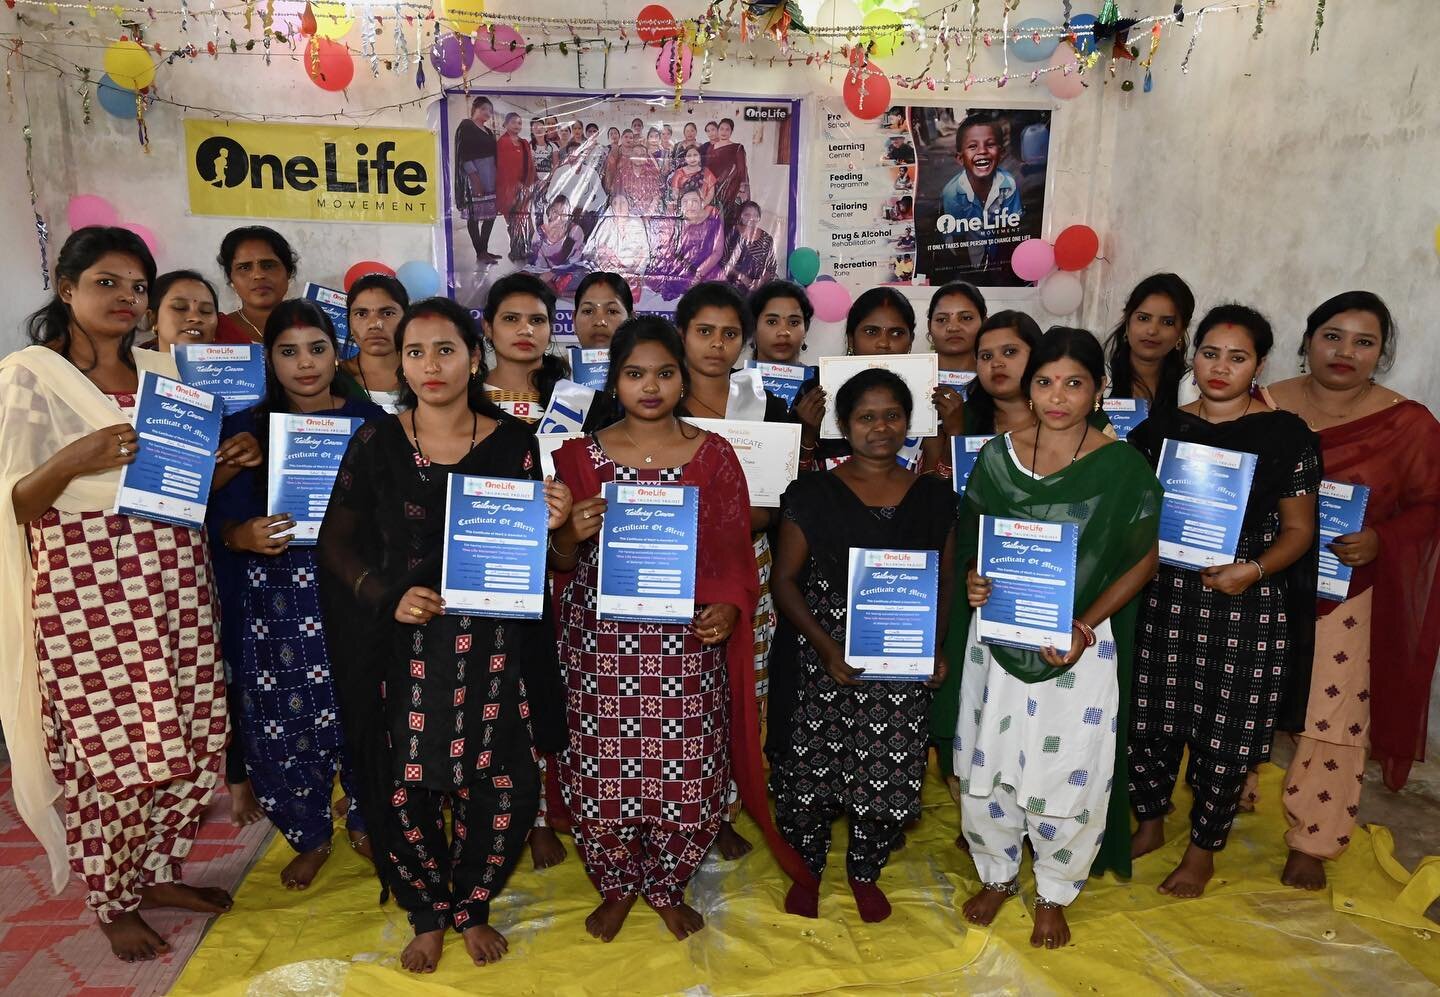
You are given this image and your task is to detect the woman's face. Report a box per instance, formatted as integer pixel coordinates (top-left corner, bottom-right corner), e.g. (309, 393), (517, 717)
(574, 284), (629, 349)
(647, 131), (662, 153)
(684, 146), (702, 169)
(754, 296), (807, 363)
(472, 102), (492, 126)
(1306, 309), (1384, 391)
(928, 293), (982, 358)
(1028, 357), (1099, 433)
(608, 127), (621, 144)
(718, 120), (733, 140)
(1192, 324), (1262, 403)
(152, 278), (218, 350)
(505, 115), (522, 137)
(976, 326), (1029, 401)
(547, 199), (568, 224)
(850, 303), (914, 356)
(740, 204), (761, 229)
(229, 238), (290, 311)
(531, 120), (545, 140)
(682, 304), (745, 379)
(684, 123), (697, 141)
(348, 288), (403, 358)
(401, 314), (477, 409)
(486, 292), (551, 366)
(681, 191), (705, 223)
(843, 386), (909, 460)
(270, 325), (337, 406)
(1125, 293), (1185, 364)
(571, 122), (584, 141)
(63, 251), (149, 340)
(615, 339), (683, 422)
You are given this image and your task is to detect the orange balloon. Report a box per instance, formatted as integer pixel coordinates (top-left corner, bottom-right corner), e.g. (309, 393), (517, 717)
(842, 60), (890, 120)
(305, 37), (354, 92)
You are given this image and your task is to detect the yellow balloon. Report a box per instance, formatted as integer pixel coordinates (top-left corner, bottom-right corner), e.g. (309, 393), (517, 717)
(311, 1), (354, 40)
(439, 0), (486, 36)
(104, 39), (155, 91)
(862, 9), (905, 59)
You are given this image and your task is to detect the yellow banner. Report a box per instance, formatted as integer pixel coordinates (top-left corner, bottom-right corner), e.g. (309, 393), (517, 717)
(184, 119), (438, 224)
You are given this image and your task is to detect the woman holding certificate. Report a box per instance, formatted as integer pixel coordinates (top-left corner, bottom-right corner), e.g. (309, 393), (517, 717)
(316, 296), (571, 974)
(771, 368), (955, 924)
(1127, 305), (1321, 900)
(919, 282), (987, 473)
(954, 328), (1161, 949)
(1103, 273), (1197, 413)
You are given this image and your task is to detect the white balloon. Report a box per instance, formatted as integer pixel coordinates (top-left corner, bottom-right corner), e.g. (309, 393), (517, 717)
(1039, 271), (1084, 315)
(814, 0), (865, 44)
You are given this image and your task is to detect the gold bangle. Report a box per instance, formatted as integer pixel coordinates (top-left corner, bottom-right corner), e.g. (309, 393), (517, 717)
(352, 569), (370, 600)
(549, 537), (578, 558)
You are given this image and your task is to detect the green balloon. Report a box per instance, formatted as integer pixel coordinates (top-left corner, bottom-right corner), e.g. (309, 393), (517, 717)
(788, 247), (821, 286)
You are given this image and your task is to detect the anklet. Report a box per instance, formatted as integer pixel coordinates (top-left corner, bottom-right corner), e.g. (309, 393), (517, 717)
(1033, 895), (1064, 910)
(983, 879), (1019, 896)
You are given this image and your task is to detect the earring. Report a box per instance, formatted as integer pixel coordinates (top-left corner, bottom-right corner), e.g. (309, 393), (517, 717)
(1093, 398), (1101, 413)
(926, 334), (935, 349)
(1299, 356), (1308, 374)
(801, 341), (808, 353)
(1027, 399), (1034, 412)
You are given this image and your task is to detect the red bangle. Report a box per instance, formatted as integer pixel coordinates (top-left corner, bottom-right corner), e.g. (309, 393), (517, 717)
(1073, 620), (1096, 648)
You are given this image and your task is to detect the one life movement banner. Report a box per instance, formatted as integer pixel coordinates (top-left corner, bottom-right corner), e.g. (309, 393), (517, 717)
(434, 89), (801, 335)
(185, 119), (439, 223)
(816, 99), (1050, 289)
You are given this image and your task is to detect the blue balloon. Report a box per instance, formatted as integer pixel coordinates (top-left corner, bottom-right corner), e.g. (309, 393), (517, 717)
(396, 260), (442, 300)
(1011, 18), (1060, 63)
(1068, 13), (1099, 56)
(97, 74), (138, 120)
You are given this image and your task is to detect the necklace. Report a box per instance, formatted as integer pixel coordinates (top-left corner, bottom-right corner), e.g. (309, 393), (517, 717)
(411, 409), (478, 476)
(1031, 422), (1089, 476)
(1197, 394), (1252, 423)
(1302, 376), (1371, 424)
(688, 392), (725, 418)
(620, 419), (673, 465)
(232, 310), (263, 342)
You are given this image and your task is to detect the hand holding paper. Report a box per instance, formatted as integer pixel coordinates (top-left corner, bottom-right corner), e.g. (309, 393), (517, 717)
(1329, 527), (1379, 568)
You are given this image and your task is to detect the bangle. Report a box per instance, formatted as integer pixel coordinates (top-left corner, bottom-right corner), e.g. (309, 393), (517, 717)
(799, 441), (816, 453)
(549, 537), (578, 558)
(934, 460), (954, 479)
(1247, 558), (1266, 581)
(1072, 620), (1096, 648)
(352, 569), (370, 601)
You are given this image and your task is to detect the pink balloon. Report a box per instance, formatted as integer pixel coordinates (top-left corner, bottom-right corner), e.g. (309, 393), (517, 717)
(1011, 238), (1055, 282)
(807, 280), (852, 324)
(1045, 44), (1085, 100)
(121, 222), (161, 260)
(68, 195), (119, 231)
(655, 39), (692, 87)
(476, 24), (526, 73)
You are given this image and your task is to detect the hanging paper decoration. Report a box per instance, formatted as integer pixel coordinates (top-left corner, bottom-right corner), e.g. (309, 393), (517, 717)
(636, 4), (678, 44)
(475, 23), (526, 73)
(22, 125), (50, 290)
(103, 38), (156, 91)
(1311, 0), (1327, 53)
(304, 36), (353, 90)
(842, 57), (889, 120)
(298, 0), (317, 36)
(1098, 0), (1118, 27)
(741, 1), (806, 48)
(1140, 22), (1162, 92)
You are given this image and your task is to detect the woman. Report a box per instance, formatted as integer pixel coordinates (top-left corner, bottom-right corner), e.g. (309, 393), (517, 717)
(1128, 304), (1321, 899)
(705, 117), (751, 230)
(1104, 273), (1197, 412)
(549, 316), (810, 943)
(647, 190), (725, 301)
(0, 227), (243, 962)
(529, 116), (563, 189)
(455, 97), (500, 265)
(572, 271), (633, 350)
(585, 194), (651, 299)
(617, 127), (669, 217)
(134, 270), (222, 378)
(749, 278), (813, 368)
(955, 327), (1161, 949)
(209, 300), (383, 890)
(772, 368), (956, 923)
(1262, 292), (1440, 890)
(663, 144), (717, 214)
(530, 195), (588, 296)
(342, 273), (409, 414)
(920, 282), (988, 475)
(721, 201), (778, 294)
(316, 296), (571, 974)
(672, 121), (700, 168)
(495, 112), (537, 262)
(961, 311), (1043, 436)
(215, 225), (297, 344)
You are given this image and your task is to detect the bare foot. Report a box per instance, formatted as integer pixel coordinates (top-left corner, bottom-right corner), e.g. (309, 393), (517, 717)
(1132, 817), (1166, 859)
(585, 894), (638, 942)
(348, 829), (375, 862)
(400, 928), (445, 973)
(280, 845), (333, 890)
(655, 902), (705, 940)
(139, 882), (233, 914)
(462, 923), (508, 965)
(228, 779), (265, 827)
(1157, 843), (1215, 898)
(1281, 849), (1328, 891)
(784, 880), (819, 918)
(714, 821), (753, 860)
(98, 911), (171, 962)
(529, 826), (567, 869)
(1030, 903), (1071, 948)
(961, 884), (1014, 926)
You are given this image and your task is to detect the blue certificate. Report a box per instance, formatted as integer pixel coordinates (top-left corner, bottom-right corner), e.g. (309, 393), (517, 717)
(844, 548), (939, 681)
(304, 282), (357, 359)
(596, 482), (698, 623)
(441, 475), (549, 619)
(938, 369), (977, 398)
(1156, 440), (1257, 569)
(114, 372), (223, 529)
(746, 360), (815, 407)
(174, 344), (265, 414)
(266, 413), (362, 544)
(567, 347), (611, 391)
(1317, 479), (1370, 602)
(976, 515), (1079, 654)
(1102, 398), (1149, 440)
(951, 435), (994, 493)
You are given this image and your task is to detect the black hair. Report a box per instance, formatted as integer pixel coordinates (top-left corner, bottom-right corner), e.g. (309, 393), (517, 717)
(675, 281), (754, 344)
(471, 96), (493, 114)
(1194, 303), (1274, 359)
(845, 286), (915, 345)
(26, 225), (157, 372)
(1300, 290), (1397, 374)
(346, 272), (410, 313)
(602, 315), (692, 404)
(392, 296), (505, 418)
(251, 298), (342, 470)
(1105, 272), (1195, 411)
(1021, 326), (1106, 398)
(748, 279), (814, 329)
(737, 200), (763, 218)
(834, 368), (913, 430)
(719, 117), (735, 129)
(899, 195), (913, 209)
(151, 269), (220, 312)
(482, 272), (567, 403)
(926, 281), (988, 323)
(955, 111), (1004, 152)
(217, 225), (298, 279)
(575, 271), (635, 315)
(964, 310), (1044, 434)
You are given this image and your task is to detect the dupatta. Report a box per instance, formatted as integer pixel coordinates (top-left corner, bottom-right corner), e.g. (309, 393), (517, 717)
(0, 346), (130, 892)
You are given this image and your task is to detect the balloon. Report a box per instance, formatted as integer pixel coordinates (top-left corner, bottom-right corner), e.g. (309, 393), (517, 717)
(67, 195), (119, 231)
(814, 0), (864, 43)
(305, 37), (353, 91)
(788, 247), (821, 286)
(807, 280), (852, 324)
(636, 4), (678, 44)
(96, 74), (138, 119)
(310, 0), (353, 39)
(814, 275), (837, 283)
(1044, 44), (1086, 100)
(1011, 238), (1056, 282)
(344, 261), (395, 291)
(103, 39), (155, 92)
(1054, 224), (1100, 271)
(861, 9), (904, 59)
(1011, 17), (1060, 62)
(1039, 271), (1084, 315)
(842, 60), (890, 121)
(1068, 13), (1099, 55)
(121, 222), (161, 260)
(476, 24), (526, 73)
(655, 39), (692, 87)
(430, 33), (475, 79)
(439, 0), (486, 35)
(396, 260), (442, 300)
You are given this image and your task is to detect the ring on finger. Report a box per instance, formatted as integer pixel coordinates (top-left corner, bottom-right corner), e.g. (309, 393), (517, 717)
(409, 606), (424, 618)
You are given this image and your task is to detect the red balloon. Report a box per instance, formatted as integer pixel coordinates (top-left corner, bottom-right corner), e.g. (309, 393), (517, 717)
(305, 37), (354, 92)
(1053, 224), (1100, 271)
(344, 260), (395, 291)
(636, 4), (678, 44)
(843, 60), (891, 120)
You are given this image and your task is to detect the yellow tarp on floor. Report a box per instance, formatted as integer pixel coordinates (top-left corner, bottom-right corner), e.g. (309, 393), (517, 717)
(173, 764), (1439, 995)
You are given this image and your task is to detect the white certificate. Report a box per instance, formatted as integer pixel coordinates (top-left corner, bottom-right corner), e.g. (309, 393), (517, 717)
(683, 418), (802, 508)
(818, 353), (939, 439)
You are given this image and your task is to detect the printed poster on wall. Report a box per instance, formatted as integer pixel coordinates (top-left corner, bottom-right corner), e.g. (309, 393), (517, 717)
(817, 99), (1051, 288)
(433, 90), (801, 337)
